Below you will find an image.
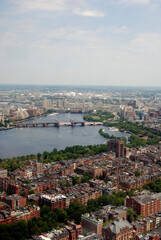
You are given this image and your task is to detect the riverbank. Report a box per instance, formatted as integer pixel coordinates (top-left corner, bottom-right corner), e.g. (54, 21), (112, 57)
(83, 111), (161, 147)
(12, 111), (56, 124)
(0, 112), (58, 131)
(0, 144), (108, 170)
(99, 128), (123, 141)
(102, 119), (161, 147)
(0, 126), (14, 131)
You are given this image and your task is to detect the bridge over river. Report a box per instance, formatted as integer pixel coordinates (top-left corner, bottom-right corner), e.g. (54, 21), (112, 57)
(11, 121), (103, 128)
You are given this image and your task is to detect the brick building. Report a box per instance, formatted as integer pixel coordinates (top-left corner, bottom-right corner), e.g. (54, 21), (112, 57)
(0, 205), (40, 224)
(0, 177), (9, 192)
(67, 221), (83, 239)
(8, 182), (21, 195)
(91, 167), (103, 178)
(102, 219), (133, 240)
(36, 162), (43, 176)
(0, 177), (20, 194)
(108, 140), (125, 158)
(125, 193), (161, 217)
(40, 194), (67, 211)
(81, 214), (103, 236)
(3, 194), (26, 210)
(32, 228), (70, 240)
(0, 168), (7, 178)
(32, 222), (82, 240)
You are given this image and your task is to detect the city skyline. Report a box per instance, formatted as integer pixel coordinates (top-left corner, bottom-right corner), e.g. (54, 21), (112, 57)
(0, 0), (161, 86)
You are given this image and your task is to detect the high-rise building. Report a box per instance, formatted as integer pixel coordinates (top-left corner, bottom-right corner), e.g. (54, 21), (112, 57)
(56, 100), (61, 108)
(43, 99), (52, 109)
(62, 99), (66, 109)
(108, 139), (124, 158)
(128, 100), (137, 108)
(36, 162), (43, 176)
(56, 99), (67, 109)
(0, 110), (4, 125)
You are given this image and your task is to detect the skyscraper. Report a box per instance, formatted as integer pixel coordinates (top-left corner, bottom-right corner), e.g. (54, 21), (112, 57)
(108, 139), (124, 158)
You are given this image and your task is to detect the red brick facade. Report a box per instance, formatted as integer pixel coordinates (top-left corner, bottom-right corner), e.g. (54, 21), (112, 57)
(40, 194), (67, 211)
(4, 194), (26, 210)
(126, 195), (161, 217)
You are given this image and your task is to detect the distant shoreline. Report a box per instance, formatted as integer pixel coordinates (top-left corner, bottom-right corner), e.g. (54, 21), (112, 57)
(0, 83), (161, 90)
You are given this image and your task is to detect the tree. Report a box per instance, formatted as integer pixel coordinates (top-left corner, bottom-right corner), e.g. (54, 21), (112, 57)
(67, 202), (87, 224)
(73, 176), (80, 185)
(53, 148), (58, 155)
(81, 171), (92, 183)
(87, 199), (99, 212)
(0, 224), (14, 240)
(43, 151), (49, 160)
(57, 210), (68, 223)
(40, 205), (51, 218)
(127, 208), (138, 223)
(135, 170), (142, 177)
(8, 220), (29, 240)
(29, 190), (35, 195)
(30, 224), (41, 235)
(20, 191), (26, 197)
(143, 178), (161, 193)
(37, 153), (41, 161)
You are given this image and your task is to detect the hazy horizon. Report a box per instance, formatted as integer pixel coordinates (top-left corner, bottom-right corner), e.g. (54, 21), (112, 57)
(1, 83), (161, 90)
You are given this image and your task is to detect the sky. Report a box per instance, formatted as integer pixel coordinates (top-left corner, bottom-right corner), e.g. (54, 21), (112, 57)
(0, 0), (161, 87)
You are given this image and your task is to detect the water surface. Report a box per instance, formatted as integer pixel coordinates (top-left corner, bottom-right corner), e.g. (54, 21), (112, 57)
(0, 113), (129, 159)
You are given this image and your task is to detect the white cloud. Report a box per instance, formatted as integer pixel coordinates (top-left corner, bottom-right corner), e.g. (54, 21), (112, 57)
(150, 3), (161, 10)
(1, 1), (161, 86)
(112, 26), (129, 34)
(34, 27), (108, 51)
(73, 8), (105, 17)
(130, 32), (161, 53)
(11, 0), (106, 18)
(11, 0), (67, 12)
(119, 0), (149, 5)
(0, 18), (9, 26)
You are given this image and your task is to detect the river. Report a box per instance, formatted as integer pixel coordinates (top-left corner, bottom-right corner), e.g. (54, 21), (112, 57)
(0, 113), (130, 159)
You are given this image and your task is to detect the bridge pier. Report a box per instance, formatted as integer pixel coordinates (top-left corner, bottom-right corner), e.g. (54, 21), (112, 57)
(55, 122), (60, 127)
(71, 121), (75, 127)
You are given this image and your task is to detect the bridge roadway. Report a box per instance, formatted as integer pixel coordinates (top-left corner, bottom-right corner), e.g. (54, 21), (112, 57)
(12, 121), (103, 128)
